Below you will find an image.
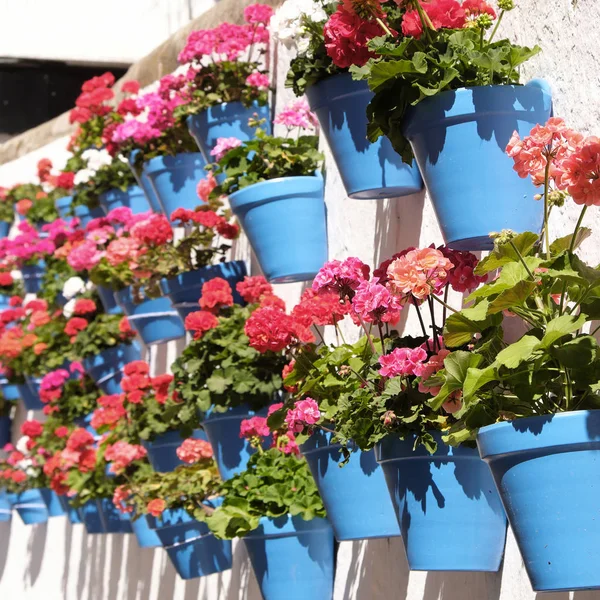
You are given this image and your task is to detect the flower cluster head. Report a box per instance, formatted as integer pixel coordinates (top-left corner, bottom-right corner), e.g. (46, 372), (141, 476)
(378, 346), (428, 378)
(61, 428), (97, 473)
(386, 247), (454, 301)
(199, 278), (234, 313)
(240, 415), (271, 440)
(312, 257), (371, 300)
(246, 72), (270, 89)
(245, 305), (310, 353)
(236, 275), (273, 304)
(211, 137), (243, 161)
(439, 247), (486, 293)
(292, 288), (350, 329)
(104, 441), (147, 474)
(0, 222), (55, 267)
(351, 277), (403, 325)
(185, 310), (219, 340)
(324, 4), (392, 69)
(147, 498), (166, 517)
(69, 72), (115, 124)
(196, 173), (218, 202)
(176, 438), (213, 463)
(21, 419), (43, 439)
(39, 368), (70, 404)
(274, 99), (319, 131)
(91, 394), (127, 430)
(285, 398), (321, 433)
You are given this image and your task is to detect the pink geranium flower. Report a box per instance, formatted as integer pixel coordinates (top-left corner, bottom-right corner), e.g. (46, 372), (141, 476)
(211, 137), (242, 161)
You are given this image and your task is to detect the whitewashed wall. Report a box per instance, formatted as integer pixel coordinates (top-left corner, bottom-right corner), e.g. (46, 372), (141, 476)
(1, 0), (600, 598)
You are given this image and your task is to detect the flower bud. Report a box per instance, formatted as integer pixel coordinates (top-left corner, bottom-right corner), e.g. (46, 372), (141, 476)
(497, 0), (515, 10)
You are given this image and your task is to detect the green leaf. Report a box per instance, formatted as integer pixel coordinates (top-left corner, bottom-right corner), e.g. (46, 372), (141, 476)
(462, 364), (498, 402)
(429, 351), (482, 409)
(550, 335), (598, 369)
(550, 228), (592, 254)
(475, 231), (540, 275)
(366, 59), (419, 90)
(495, 335), (539, 369)
(443, 300), (500, 347)
(487, 280), (538, 314)
(539, 314), (587, 348)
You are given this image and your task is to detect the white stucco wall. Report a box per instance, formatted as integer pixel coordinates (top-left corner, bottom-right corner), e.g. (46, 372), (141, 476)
(0, 0), (600, 598)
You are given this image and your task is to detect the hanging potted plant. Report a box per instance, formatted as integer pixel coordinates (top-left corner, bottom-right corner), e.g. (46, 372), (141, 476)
(67, 73), (152, 215)
(180, 4), (273, 159)
(0, 268), (23, 307)
(206, 426), (334, 600)
(205, 100), (327, 282)
(275, 0), (423, 199)
(171, 276), (288, 480)
(71, 309), (140, 394)
(112, 439), (231, 572)
(66, 207), (185, 345)
(274, 250), (507, 566)
(255, 286), (400, 541)
(431, 119), (600, 592)
(0, 187), (15, 239)
(354, 0), (551, 249)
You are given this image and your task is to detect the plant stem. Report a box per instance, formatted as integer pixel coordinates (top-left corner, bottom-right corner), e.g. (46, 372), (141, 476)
(431, 294), (459, 315)
(442, 286), (449, 329)
(428, 296), (439, 351)
(564, 368), (573, 411)
(334, 322), (347, 345)
(508, 239), (546, 313)
(357, 314), (378, 355)
(376, 17), (394, 37)
(414, 0), (434, 43)
(488, 10), (504, 43)
(542, 157), (552, 260)
(559, 205), (589, 315)
(412, 297), (431, 352)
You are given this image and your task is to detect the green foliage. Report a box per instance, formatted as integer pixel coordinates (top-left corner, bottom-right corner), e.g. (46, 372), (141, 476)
(171, 305), (286, 415)
(53, 376), (103, 422)
(39, 256), (78, 306)
(352, 27), (540, 162)
(73, 313), (133, 359)
(6, 183), (59, 225)
(209, 128), (324, 196)
(0, 198), (14, 224)
(207, 449), (325, 539)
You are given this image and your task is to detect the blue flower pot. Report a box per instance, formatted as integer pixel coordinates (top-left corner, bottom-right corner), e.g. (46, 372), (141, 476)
(0, 490), (12, 522)
(0, 294), (11, 309)
(79, 498), (132, 534)
(187, 101), (271, 161)
(98, 185), (150, 215)
(376, 433), (507, 571)
(478, 410), (600, 592)
(229, 174), (327, 283)
(55, 195), (73, 219)
(306, 73), (423, 200)
(74, 412), (98, 437)
(244, 515), (334, 600)
(0, 380), (20, 403)
(142, 152), (207, 217)
(162, 261), (247, 320)
(131, 515), (162, 548)
(74, 203), (106, 228)
(0, 221), (11, 239)
(203, 404), (270, 481)
(96, 285), (121, 315)
(301, 431), (400, 541)
(142, 429), (207, 473)
(39, 488), (66, 517)
(82, 342), (141, 395)
(10, 489), (49, 525)
(59, 496), (82, 524)
(148, 503), (232, 579)
(19, 380), (43, 411)
(0, 415), (11, 448)
(21, 261), (45, 295)
(114, 287), (185, 346)
(128, 150), (162, 213)
(403, 80), (552, 250)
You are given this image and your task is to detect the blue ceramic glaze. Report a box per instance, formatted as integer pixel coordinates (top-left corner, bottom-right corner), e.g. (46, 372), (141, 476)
(478, 410), (600, 592)
(229, 174), (327, 283)
(142, 152), (207, 216)
(96, 285), (121, 315)
(0, 416), (11, 448)
(74, 203), (106, 228)
(0, 294), (11, 310)
(79, 498), (132, 534)
(147, 507), (211, 545)
(55, 195), (74, 219)
(39, 488), (66, 517)
(306, 74), (423, 200)
(162, 261), (247, 320)
(114, 287), (185, 346)
(403, 80), (553, 250)
(203, 404), (270, 481)
(0, 489), (12, 522)
(131, 515), (162, 548)
(0, 221), (10, 239)
(128, 150), (162, 213)
(301, 430), (400, 541)
(376, 433), (507, 571)
(244, 515), (334, 600)
(98, 185), (150, 215)
(59, 496), (82, 524)
(82, 342), (142, 395)
(10, 489), (49, 525)
(142, 429), (207, 473)
(21, 261), (45, 295)
(187, 101), (271, 161)
(0, 379), (19, 402)
(19, 380), (44, 411)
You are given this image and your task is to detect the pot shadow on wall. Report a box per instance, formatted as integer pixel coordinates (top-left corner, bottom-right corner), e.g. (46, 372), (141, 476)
(422, 570), (502, 600)
(0, 521), (11, 581)
(24, 521), (47, 586)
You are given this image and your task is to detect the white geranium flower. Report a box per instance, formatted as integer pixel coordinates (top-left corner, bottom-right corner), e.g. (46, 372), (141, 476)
(81, 148), (112, 172)
(10, 270), (22, 281)
(74, 168), (94, 186)
(16, 436), (29, 454)
(63, 298), (76, 318)
(62, 276), (86, 300)
(270, 0), (326, 49)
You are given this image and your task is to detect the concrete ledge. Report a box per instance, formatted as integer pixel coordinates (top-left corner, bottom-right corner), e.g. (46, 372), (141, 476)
(0, 0), (281, 166)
